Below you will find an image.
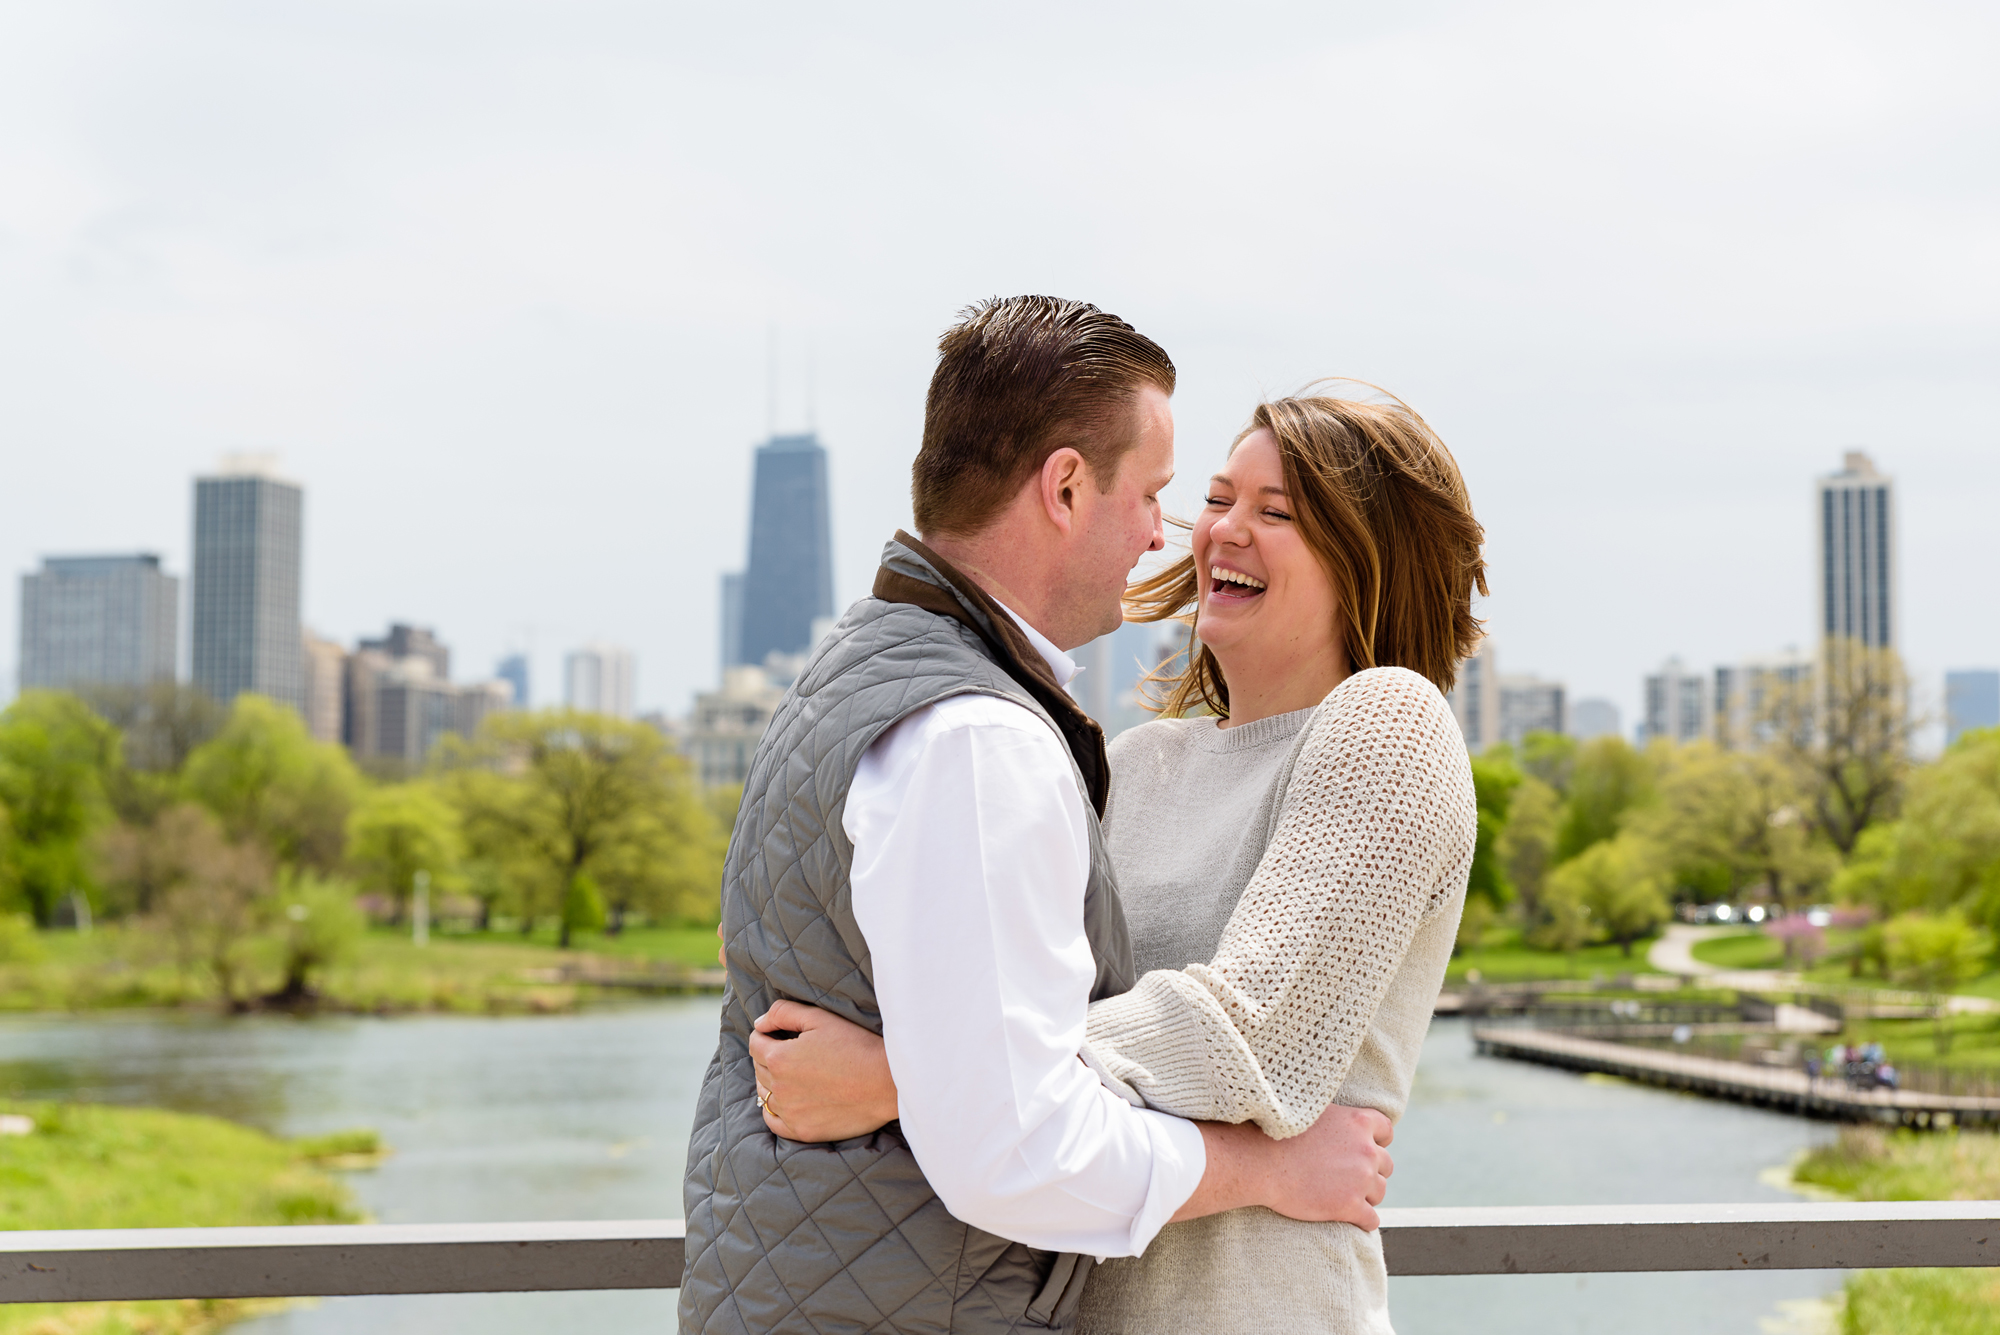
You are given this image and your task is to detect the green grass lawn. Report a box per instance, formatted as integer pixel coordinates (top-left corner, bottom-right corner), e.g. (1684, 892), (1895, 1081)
(0, 1100), (368, 1335)
(1445, 928), (1663, 985)
(1688, 931), (1786, 971)
(1793, 1127), (2000, 1334)
(510, 922), (725, 968)
(0, 921), (724, 1016)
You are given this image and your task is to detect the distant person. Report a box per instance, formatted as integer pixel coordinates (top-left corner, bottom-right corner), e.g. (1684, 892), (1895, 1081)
(753, 379), (1487, 1333)
(679, 298), (1402, 1335)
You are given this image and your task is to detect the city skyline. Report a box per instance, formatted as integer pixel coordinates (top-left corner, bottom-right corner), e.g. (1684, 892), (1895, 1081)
(4, 440), (1990, 757)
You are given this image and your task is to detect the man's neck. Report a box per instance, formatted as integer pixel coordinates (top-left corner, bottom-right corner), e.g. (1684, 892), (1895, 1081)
(919, 532), (1056, 645)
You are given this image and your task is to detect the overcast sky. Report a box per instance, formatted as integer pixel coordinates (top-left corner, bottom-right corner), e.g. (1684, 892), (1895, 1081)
(3, 0), (1995, 732)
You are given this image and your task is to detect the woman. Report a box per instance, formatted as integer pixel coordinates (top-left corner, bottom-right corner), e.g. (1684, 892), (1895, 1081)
(756, 385), (1484, 1333)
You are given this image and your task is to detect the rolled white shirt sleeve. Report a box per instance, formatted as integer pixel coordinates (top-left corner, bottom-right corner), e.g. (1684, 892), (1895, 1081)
(844, 694), (1206, 1258)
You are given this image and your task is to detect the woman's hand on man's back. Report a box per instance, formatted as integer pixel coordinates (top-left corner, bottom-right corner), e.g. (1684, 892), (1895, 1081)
(749, 999), (901, 1142)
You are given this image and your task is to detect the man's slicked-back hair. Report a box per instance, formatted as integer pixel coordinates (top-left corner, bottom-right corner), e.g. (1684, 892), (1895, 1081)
(912, 296), (1176, 538)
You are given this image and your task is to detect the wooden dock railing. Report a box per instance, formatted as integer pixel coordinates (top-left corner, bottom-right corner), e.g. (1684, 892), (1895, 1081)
(1474, 1026), (2000, 1126)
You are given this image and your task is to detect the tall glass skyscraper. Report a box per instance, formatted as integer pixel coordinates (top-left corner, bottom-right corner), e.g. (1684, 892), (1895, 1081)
(731, 433), (834, 669)
(192, 466), (305, 710)
(18, 554), (179, 691)
(1816, 451), (1896, 651)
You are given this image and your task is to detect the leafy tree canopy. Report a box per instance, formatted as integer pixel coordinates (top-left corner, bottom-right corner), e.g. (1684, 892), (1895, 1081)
(1556, 736), (1653, 863)
(1466, 750), (1521, 909)
(181, 695), (362, 870)
(442, 710), (722, 947)
(0, 691), (119, 924)
(344, 783), (463, 918)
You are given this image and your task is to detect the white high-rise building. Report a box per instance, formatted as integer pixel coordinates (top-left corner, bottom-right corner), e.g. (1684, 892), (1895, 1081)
(1447, 640), (1501, 751)
(1816, 451), (1897, 653)
(301, 630), (347, 744)
(1497, 674), (1565, 747)
(1641, 657), (1708, 745)
(565, 643), (636, 719)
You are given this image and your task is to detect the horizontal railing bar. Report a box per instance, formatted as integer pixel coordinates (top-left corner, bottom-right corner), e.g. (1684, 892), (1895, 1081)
(4, 1203), (1998, 1302)
(0, 1220), (686, 1304)
(1379, 1201), (2000, 1274)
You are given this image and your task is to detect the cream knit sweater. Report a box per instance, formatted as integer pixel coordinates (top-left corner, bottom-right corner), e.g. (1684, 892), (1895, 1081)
(1077, 666), (1476, 1335)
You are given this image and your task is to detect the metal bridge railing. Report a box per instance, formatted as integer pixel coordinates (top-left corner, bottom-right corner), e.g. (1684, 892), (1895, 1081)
(4, 1203), (1998, 1303)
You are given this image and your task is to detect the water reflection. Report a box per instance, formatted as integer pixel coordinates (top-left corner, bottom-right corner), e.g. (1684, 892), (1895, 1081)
(0, 1008), (1845, 1333)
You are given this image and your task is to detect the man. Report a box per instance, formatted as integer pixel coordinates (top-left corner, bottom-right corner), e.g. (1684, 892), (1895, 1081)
(680, 296), (1392, 1334)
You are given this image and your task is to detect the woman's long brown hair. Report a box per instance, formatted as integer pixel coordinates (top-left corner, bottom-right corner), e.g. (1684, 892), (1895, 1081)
(1128, 382), (1488, 720)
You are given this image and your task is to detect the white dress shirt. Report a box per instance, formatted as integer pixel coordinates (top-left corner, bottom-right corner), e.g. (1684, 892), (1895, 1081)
(843, 605), (1206, 1259)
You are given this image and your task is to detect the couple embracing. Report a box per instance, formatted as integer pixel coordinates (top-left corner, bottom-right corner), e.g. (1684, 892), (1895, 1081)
(680, 296), (1486, 1334)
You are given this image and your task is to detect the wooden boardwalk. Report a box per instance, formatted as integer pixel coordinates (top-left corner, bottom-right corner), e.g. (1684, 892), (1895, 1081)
(1473, 1027), (2000, 1126)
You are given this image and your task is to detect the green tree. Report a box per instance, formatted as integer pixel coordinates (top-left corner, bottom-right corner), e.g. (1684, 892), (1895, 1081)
(1546, 832), (1670, 957)
(344, 783), (463, 923)
(1465, 751), (1521, 917)
(1556, 736), (1653, 863)
(1881, 910), (1992, 1053)
(451, 710), (719, 948)
(1764, 640), (1915, 855)
(591, 800), (727, 933)
(95, 801), (233, 917)
(1833, 728), (2000, 932)
(1498, 774), (1562, 929)
(181, 695), (362, 870)
(1629, 742), (1839, 915)
(705, 783), (745, 845)
(562, 870), (607, 937)
(0, 691), (119, 924)
(1527, 871), (1594, 963)
(78, 681), (227, 775)
(152, 824), (273, 1007)
(268, 871), (365, 1004)
(1517, 730), (1579, 796)
(80, 682), (228, 829)
(437, 763), (559, 933)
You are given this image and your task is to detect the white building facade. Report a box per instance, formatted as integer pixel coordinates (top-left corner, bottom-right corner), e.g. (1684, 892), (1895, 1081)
(565, 643), (636, 719)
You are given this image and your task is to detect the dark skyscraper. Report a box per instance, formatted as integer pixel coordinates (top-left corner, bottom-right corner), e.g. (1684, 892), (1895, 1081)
(192, 465), (305, 710)
(1816, 451), (1896, 651)
(732, 433), (833, 668)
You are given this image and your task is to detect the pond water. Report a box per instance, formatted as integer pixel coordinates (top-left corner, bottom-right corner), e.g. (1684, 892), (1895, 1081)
(0, 1006), (1843, 1334)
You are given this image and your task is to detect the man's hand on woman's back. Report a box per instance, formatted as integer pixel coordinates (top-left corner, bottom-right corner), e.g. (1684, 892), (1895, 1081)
(1173, 1104), (1394, 1231)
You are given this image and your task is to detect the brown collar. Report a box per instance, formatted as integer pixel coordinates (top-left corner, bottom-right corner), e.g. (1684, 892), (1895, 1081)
(872, 531), (1110, 817)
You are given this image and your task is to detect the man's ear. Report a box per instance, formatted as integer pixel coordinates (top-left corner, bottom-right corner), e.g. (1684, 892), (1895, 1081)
(1038, 448), (1088, 536)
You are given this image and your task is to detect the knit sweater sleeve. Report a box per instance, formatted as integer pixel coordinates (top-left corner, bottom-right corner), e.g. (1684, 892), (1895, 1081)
(1082, 667), (1477, 1139)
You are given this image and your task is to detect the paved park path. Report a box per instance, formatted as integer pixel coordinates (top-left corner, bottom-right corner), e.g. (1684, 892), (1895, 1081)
(1647, 923), (1997, 1015)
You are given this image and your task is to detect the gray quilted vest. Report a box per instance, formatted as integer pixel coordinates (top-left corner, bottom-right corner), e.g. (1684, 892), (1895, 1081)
(680, 533), (1135, 1334)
